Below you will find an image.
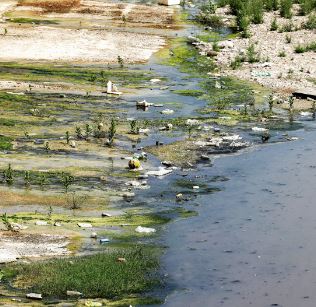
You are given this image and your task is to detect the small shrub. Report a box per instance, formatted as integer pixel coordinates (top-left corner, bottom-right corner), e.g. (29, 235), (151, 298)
(278, 50), (286, 57)
(270, 18), (278, 31)
(108, 118), (117, 146)
(60, 172), (74, 193)
(117, 56), (124, 68)
(212, 41), (220, 52)
(294, 44), (306, 53)
(4, 164), (13, 185)
(230, 54), (244, 69)
(285, 34), (292, 43)
(247, 43), (260, 63)
(300, 0), (316, 15)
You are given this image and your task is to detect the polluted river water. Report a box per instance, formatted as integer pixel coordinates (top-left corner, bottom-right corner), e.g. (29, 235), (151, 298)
(161, 122), (316, 307)
(0, 2), (315, 306)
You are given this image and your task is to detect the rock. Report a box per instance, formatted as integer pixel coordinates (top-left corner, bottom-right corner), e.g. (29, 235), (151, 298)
(176, 193), (183, 200)
(136, 100), (152, 108)
(90, 232), (98, 239)
(67, 290), (83, 296)
(117, 257), (126, 262)
(10, 222), (27, 231)
(161, 161), (173, 167)
(200, 154), (211, 160)
(218, 40), (234, 49)
(26, 293), (42, 300)
(165, 123), (173, 130)
(161, 109), (174, 115)
(128, 159), (141, 170)
(35, 220), (48, 226)
(135, 226), (156, 233)
(78, 223), (92, 228)
(146, 167), (173, 177)
(139, 128), (150, 134)
(101, 212), (112, 217)
(69, 140), (76, 148)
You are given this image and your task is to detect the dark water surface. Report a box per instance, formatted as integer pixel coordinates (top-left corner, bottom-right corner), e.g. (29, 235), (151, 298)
(161, 123), (316, 307)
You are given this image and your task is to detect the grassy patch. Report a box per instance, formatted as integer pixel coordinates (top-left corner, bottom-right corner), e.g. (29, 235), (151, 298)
(9, 17), (58, 25)
(173, 89), (204, 97)
(0, 136), (13, 150)
(9, 246), (160, 299)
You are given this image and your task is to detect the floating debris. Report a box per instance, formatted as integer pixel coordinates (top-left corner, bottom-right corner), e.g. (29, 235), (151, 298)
(252, 127), (269, 133)
(146, 167), (173, 177)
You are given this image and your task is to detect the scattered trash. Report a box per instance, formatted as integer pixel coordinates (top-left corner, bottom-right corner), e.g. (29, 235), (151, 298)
(106, 80), (122, 95)
(146, 167), (173, 177)
(35, 221), (48, 226)
(26, 293), (42, 300)
(193, 186), (200, 189)
(252, 127), (269, 133)
(99, 238), (110, 244)
(150, 78), (161, 83)
(300, 111), (313, 117)
(67, 290), (83, 296)
(78, 223), (93, 228)
(161, 109), (174, 115)
(54, 222), (62, 227)
(186, 119), (199, 126)
(135, 226), (156, 233)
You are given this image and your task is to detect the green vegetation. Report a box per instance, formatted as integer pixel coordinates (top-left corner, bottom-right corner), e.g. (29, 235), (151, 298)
(9, 17), (58, 25)
(304, 13), (316, 29)
(280, 0), (293, 18)
(299, 0), (316, 15)
(173, 89), (204, 97)
(0, 135), (13, 150)
(7, 246), (159, 299)
(294, 41), (316, 53)
(270, 18), (278, 31)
